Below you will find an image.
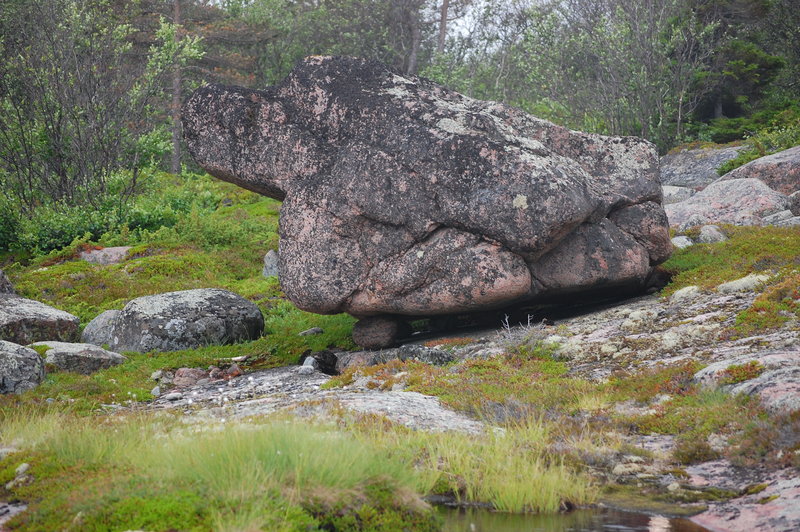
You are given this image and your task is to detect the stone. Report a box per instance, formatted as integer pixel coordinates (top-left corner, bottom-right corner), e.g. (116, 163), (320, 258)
(262, 249), (279, 278)
(80, 310), (121, 346)
(108, 288), (264, 353)
(29, 341), (127, 375)
(717, 274), (771, 294)
(696, 225), (727, 244)
(0, 270), (14, 295)
(151, 385), (161, 397)
(351, 316), (410, 350)
(298, 327), (323, 336)
(665, 178), (789, 228)
(776, 216), (800, 227)
(670, 286), (701, 303)
(335, 344), (455, 373)
(790, 191), (800, 216)
(659, 144), (745, 188)
(715, 145), (800, 195)
(183, 56), (670, 347)
(78, 246), (131, 265)
(301, 350), (339, 375)
(0, 340), (45, 394)
(0, 295), (80, 345)
(762, 210), (794, 225)
(661, 185), (696, 204)
(670, 236), (694, 249)
(172, 367), (209, 388)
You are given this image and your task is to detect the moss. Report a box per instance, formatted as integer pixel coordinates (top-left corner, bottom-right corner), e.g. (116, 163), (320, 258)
(600, 485), (708, 517)
(744, 483), (769, 495)
(719, 360), (766, 385)
(758, 495), (780, 504)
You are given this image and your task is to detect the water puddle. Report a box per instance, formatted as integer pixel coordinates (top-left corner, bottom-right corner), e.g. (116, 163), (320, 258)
(439, 506), (709, 532)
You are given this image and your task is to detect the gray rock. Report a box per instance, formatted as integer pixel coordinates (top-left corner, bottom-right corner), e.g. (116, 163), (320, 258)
(697, 225), (727, 244)
(151, 385), (161, 397)
(78, 246), (131, 265)
(80, 309), (121, 346)
(776, 216), (800, 227)
(109, 288), (264, 353)
(183, 56), (670, 347)
(172, 367), (209, 387)
(335, 344), (455, 373)
(0, 340), (45, 394)
(262, 249), (279, 278)
(0, 295), (80, 344)
(670, 286), (701, 303)
(790, 191), (800, 216)
(29, 341), (127, 375)
(659, 145), (745, 188)
(671, 236), (694, 249)
(717, 274), (771, 294)
(762, 209), (794, 225)
(665, 178), (789, 228)
(298, 327), (323, 336)
(0, 270), (14, 295)
(662, 185), (696, 204)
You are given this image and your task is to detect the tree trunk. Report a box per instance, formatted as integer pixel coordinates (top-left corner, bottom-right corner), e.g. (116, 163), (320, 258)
(714, 96), (724, 119)
(437, 0), (449, 55)
(170, 0), (182, 175)
(407, 14), (421, 75)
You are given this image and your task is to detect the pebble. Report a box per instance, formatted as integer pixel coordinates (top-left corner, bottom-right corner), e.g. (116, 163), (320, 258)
(298, 327), (324, 336)
(163, 392), (183, 401)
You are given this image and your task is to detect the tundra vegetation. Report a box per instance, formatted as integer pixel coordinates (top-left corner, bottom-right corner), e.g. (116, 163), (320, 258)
(1, 0), (799, 530)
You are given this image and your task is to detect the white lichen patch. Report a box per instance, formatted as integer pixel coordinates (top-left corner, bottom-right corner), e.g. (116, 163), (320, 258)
(436, 117), (471, 135)
(513, 194), (529, 210)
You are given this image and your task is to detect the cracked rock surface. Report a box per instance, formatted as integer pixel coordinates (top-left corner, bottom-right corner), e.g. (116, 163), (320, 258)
(183, 56), (670, 323)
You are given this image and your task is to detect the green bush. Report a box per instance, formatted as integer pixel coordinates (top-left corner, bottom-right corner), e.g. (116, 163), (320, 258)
(0, 196), (21, 252)
(717, 108), (800, 175)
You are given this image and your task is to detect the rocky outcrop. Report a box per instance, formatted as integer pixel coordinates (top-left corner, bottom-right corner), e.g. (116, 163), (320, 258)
(0, 270), (14, 295)
(30, 341), (127, 375)
(80, 310), (121, 346)
(659, 144), (745, 188)
(715, 145), (800, 196)
(109, 288), (264, 353)
(262, 250), (279, 278)
(78, 246), (131, 265)
(184, 56), (670, 346)
(0, 295), (80, 345)
(664, 178), (789, 229)
(0, 340), (45, 394)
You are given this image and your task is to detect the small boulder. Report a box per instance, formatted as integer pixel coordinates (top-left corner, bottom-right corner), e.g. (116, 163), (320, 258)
(80, 310), (121, 346)
(762, 210), (795, 225)
(351, 316), (410, 350)
(262, 250), (279, 278)
(715, 145), (800, 195)
(0, 340), (45, 394)
(335, 344), (454, 373)
(697, 225), (727, 244)
(664, 178), (789, 228)
(0, 270), (14, 295)
(790, 191), (800, 216)
(29, 341), (127, 375)
(0, 295), (80, 345)
(659, 144), (745, 188)
(109, 288), (264, 353)
(671, 236), (694, 250)
(172, 367), (209, 387)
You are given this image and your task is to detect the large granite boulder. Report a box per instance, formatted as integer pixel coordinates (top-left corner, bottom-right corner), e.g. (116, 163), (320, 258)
(714, 145), (800, 196)
(665, 178), (790, 229)
(30, 341), (127, 375)
(183, 56), (670, 346)
(0, 295), (80, 345)
(659, 144), (744, 188)
(0, 340), (45, 394)
(109, 288), (264, 353)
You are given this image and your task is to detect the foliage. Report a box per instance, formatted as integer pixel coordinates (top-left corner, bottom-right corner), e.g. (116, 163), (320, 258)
(716, 107), (800, 174)
(719, 361), (765, 385)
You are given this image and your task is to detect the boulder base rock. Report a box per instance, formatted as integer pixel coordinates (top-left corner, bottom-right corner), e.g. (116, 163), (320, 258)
(715, 145), (800, 196)
(0, 340), (45, 394)
(30, 341), (127, 375)
(0, 295), (80, 344)
(109, 288), (264, 353)
(183, 56), (670, 347)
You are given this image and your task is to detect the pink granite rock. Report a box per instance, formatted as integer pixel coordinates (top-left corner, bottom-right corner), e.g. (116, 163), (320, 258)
(715, 145), (800, 196)
(665, 178), (789, 229)
(183, 56), (670, 347)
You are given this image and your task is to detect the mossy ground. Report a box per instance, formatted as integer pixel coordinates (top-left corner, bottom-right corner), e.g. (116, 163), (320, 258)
(2, 176), (799, 529)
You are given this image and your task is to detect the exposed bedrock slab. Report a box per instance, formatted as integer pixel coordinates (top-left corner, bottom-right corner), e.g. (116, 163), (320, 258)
(715, 145), (800, 196)
(183, 56), (670, 339)
(659, 144), (745, 188)
(109, 288), (264, 353)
